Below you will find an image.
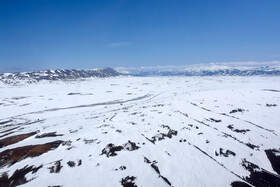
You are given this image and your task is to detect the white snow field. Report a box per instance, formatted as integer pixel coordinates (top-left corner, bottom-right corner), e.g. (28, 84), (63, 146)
(0, 76), (280, 187)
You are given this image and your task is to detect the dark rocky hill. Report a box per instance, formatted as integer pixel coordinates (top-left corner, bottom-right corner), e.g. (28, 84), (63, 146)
(0, 67), (120, 84)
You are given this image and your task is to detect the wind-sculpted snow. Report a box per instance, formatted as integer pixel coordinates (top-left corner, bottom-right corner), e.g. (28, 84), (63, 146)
(0, 76), (280, 186)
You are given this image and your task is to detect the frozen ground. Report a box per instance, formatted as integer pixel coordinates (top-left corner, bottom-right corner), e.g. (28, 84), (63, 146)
(0, 76), (280, 187)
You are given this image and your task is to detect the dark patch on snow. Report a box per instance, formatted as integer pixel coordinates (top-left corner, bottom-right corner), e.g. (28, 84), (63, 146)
(62, 140), (73, 150)
(160, 125), (169, 129)
(83, 138), (97, 144)
(109, 113), (117, 121)
(230, 181), (251, 187)
(0, 165), (42, 187)
(101, 143), (123, 157)
(262, 89), (280, 92)
(227, 125), (250, 134)
(165, 151), (171, 156)
(129, 122), (137, 125)
(67, 92), (81, 95)
(177, 110), (188, 117)
(143, 157), (172, 186)
(67, 161), (76, 167)
(144, 157), (152, 164)
(119, 166), (126, 170)
(11, 96), (28, 100)
(190, 102), (198, 106)
(123, 141), (140, 151)
(96, 124), (110, 129)
(120, 176), (137, 187)
(266, 104), (277, 107)
(0, 120), (12, 125)
(181, 127), (190, 131)
(179, 138), (187, 143)
(201, 107), (211, 111)
(161, 176), (172, 186)
(101, 141), (140, 157)
(35, 132), (63, 138)
(216, 148), (236, 157)
(245, 143), (259, 150)
(69, 129), (78, 133)
(148, 126), (178, 144)
(48, 161), (63, 173)
(229, 108), (245, 114)
(240, 158), (280, 187)
(152, 104), (164, 107)
(208, 118), (222, 123)
(265, 149), (280, 175)
(62, 140), (72, 146)
(77, 159), (82, 166)
(151, 163), (160, 174)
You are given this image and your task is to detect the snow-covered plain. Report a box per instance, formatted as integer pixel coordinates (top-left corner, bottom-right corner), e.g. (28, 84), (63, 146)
(0, 76), (280, 187)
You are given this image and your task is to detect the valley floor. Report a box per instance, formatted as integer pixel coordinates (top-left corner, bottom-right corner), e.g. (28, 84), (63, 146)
(0, 76), (280, 187)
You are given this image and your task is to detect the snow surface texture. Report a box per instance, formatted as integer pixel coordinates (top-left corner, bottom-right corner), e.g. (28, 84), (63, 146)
(0, 76), (280, 187)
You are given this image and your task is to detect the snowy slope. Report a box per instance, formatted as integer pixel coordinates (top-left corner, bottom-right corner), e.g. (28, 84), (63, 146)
(0, 76), (280, 187)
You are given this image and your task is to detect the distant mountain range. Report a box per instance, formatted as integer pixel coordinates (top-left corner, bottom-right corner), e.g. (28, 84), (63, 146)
(0, 67), (120, 84)
(116, 62), (280, 76)
(1, 62), (280, 84)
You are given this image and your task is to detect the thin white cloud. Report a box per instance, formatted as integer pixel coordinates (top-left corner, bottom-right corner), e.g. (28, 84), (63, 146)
(107, 42), (131, 48)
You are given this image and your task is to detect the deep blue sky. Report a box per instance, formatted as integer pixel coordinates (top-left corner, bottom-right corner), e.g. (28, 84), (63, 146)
(0, 0), (280, 72)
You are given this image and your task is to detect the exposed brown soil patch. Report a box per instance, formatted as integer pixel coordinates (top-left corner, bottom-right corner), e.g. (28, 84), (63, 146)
(0, 132), (37, 148)
(0, 140), (63, 168)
